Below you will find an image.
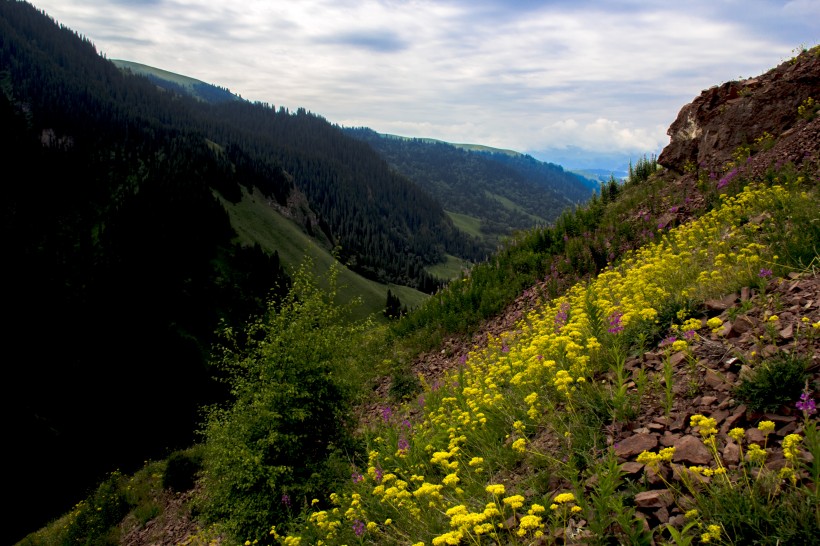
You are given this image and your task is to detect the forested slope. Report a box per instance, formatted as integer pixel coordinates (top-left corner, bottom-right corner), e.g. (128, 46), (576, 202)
(0, 2), (473, 541)
(346, 128), (595, 248)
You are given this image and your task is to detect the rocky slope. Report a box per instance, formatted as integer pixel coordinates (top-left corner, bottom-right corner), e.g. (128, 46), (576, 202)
(117, 48), (820, 545)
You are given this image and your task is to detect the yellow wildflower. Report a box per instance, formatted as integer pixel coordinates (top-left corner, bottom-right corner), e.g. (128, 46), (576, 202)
(728, 428), (745, 442)
(503, 495), (525, 509)
(553, 492), (576, 504)
(485, 484), (505, 496)
(758, 421), (775, 433)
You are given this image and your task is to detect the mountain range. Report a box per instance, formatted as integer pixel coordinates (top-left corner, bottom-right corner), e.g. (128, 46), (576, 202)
(0, 2), (594, 542)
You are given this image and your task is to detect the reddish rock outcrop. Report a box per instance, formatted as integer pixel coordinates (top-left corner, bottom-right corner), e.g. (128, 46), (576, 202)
(659, 48), (820, 173)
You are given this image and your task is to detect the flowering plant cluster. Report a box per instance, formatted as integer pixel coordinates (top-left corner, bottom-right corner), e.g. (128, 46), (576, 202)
(270, 182), (817, 545)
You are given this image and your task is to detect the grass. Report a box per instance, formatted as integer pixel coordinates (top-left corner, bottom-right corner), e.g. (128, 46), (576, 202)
(22, 143), (820, 545)
(274, 170), (820, 545)
(484, 190), (548, 223)
(426, 254), (472, 281)
(220, 188), (428, 321)
(445, 210), (484, 239)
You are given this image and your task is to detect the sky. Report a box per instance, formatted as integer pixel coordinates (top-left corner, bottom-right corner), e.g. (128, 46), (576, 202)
(31, 0), (820, 168)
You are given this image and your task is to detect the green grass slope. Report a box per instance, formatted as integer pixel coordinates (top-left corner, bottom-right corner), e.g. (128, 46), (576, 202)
(221, 189), (428, 320)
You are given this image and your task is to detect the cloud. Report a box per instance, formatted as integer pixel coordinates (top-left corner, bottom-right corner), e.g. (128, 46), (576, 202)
(313, 30), (408, 52)
(32, 0), (820, 162)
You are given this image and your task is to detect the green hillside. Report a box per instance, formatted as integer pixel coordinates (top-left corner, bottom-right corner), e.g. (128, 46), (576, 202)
(7, 3), (820, 545)
(221, 188), (429, 319)
(346, 127), (595, 250)
(111, 59), (239, 103)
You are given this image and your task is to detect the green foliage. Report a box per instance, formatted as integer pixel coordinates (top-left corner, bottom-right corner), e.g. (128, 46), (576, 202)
(345, 127), (595, 250)
(798, 96), (817, 120)
(199, 261), (373, 542)
(391, 160), (669, 355)
(384, 289), (405, 320)
(388, 362), (422, 402)
(627, 154), (659, 186)
(61, 472), (130, 546)
(734, 352), (809, 412)
(163, 447), (204, 493)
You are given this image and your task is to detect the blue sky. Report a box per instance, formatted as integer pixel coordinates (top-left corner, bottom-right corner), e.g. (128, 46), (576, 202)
(32, 0), (819, 167)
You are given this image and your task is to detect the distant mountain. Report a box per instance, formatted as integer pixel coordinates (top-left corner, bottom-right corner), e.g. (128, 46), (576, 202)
(346, 128), (596, 249)
(530, 145), (657, 174)
(0, 2), (478, 541)
(111, 59), (240, 103)
(572, 167), (629, 184)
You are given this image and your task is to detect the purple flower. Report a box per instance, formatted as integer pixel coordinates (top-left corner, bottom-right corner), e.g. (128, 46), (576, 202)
(607, 310), (624, 334)
(281, 494), (291, 507)
(351, 471), (364, 483)
(759, 268), (773, 278)
(352, 520), (366, 537)
(555, 302), (570, 331)
(402, 418), (412, 429)
(397, 437), (409, 452)
(796, 392), (817, 416)
(669, 205), (679, 213)
(381, 406), (393, 422)
(660, 335), (677, 347)
(374, 467), (383, 483)
(683, 329), (696, 341)
(717, 167), (738, 189)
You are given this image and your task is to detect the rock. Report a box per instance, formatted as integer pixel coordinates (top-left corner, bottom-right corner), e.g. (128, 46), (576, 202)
(620, 462), (644, 475)
(654, 506), (670, 524)
(658, 49), (820, 172)
(776, 421), (798, 436)
(634, 489), (674, 508)
(669, 351), (688, 367)
(709, 410), (730, 425)
(614, 433), (659, 458)
(720, 405), (747, 434)
(660, 432), (681, 447)
(728, 316), (755, 336)
(645, 464), (669, 486)
(672, 435), (712, 465)
(723, 441), (741, 465)
(700, 396), (718, 406)
(705, 294), (738, 311)
(669, 514), (687, 528)
(704, 369), (730, 391)
(746, 428), (766, 445)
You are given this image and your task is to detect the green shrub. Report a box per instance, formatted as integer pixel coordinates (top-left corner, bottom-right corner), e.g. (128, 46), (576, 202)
(163, 448), (204, 492)
(734, 352), (808, 412)
(62, 472), (129, 546)
(199, 262), (371, 543)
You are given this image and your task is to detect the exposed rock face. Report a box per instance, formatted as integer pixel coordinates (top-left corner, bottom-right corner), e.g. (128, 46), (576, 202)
(659, 49), (820, 173)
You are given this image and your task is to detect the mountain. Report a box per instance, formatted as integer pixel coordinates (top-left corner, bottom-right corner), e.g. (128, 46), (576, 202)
(111, 59), (240, 103)
(0, 2), (475, 541)
(345, 128), (596, 249)
(110, 61), (597, 254)
(13, 23), (820, 546)
(24, 44), (817, 546)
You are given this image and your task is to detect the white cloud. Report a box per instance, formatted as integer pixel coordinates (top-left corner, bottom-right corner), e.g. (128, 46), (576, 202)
(32, 0), (820, 159)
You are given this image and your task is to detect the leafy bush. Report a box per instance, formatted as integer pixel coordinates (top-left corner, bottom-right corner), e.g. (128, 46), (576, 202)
(62, 472), (129, 546)
(734, 352), (808, 412)
(199, 262), (372, 542)
(163, 447), (204, 492)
